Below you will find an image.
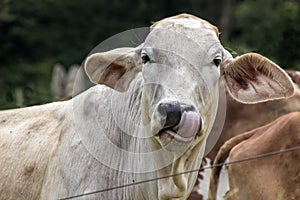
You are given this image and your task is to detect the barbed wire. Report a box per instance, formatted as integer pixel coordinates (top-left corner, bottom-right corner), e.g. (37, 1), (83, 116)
(59, 145), (300, 200)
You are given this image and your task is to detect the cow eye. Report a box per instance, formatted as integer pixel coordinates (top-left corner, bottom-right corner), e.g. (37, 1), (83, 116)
(213, 58), (222, 67)
(142, 53), (150, 64)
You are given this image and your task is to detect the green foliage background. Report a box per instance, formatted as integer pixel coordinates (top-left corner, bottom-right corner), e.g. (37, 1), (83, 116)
(0, 0), (299, 109)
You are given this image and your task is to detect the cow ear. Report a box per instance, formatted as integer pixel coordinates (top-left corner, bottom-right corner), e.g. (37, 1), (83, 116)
(221, 53), (295, 104)
(85, 46), (142, 92)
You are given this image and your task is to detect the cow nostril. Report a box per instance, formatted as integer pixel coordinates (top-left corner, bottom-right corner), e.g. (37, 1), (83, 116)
(158, 102), (182, 128)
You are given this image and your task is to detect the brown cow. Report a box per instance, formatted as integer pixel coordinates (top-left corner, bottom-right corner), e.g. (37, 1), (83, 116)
(206, 70), (300, 160)
(208, 112), (300, 200)
(188, 70), (300, 199)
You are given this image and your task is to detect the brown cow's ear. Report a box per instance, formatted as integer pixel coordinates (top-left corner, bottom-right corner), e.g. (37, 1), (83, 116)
(85, 46), (142, 92)
(221, 53), (295, 104)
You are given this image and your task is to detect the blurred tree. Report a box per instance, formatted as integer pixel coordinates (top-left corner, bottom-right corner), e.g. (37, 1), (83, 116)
(219, 0), (233, 42)
(0, 0), (143, 109)
(227, 0), (300, 69)
(276, 0), (300, 68)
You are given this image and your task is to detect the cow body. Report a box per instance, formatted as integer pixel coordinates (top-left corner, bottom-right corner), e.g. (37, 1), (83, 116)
(209, 112), (300, 200)
(0, 102), (67, 200)
(0, 14), (295, 200)
(0, 84), (158, 199)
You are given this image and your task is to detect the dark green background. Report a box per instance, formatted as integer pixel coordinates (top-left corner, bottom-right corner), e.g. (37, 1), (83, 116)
(1, 0), (299, 109)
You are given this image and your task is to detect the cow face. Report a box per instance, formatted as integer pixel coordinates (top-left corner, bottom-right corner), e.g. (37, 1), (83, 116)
(85, 14), (223, 151)
(84, 14), (294, 199)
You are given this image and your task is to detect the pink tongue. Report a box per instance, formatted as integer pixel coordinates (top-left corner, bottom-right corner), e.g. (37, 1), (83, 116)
(166, 111), (201, 142)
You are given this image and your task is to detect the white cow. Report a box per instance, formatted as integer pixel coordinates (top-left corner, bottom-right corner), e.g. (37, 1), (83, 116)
(0, 14), (294, 200)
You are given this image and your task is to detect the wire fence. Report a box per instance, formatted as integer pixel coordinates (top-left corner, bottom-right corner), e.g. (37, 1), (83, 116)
(59, 145), (300, 200)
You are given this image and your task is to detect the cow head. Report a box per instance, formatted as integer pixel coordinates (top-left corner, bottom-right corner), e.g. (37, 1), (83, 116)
(84, 14), (294, 199)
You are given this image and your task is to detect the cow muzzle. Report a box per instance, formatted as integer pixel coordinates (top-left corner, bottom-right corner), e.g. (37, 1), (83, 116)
(154, 101), (202, 143)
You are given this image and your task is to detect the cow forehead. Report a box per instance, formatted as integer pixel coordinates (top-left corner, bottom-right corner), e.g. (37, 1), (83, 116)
(151, 13), (220, 37)
(146, 14), (221, 61)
